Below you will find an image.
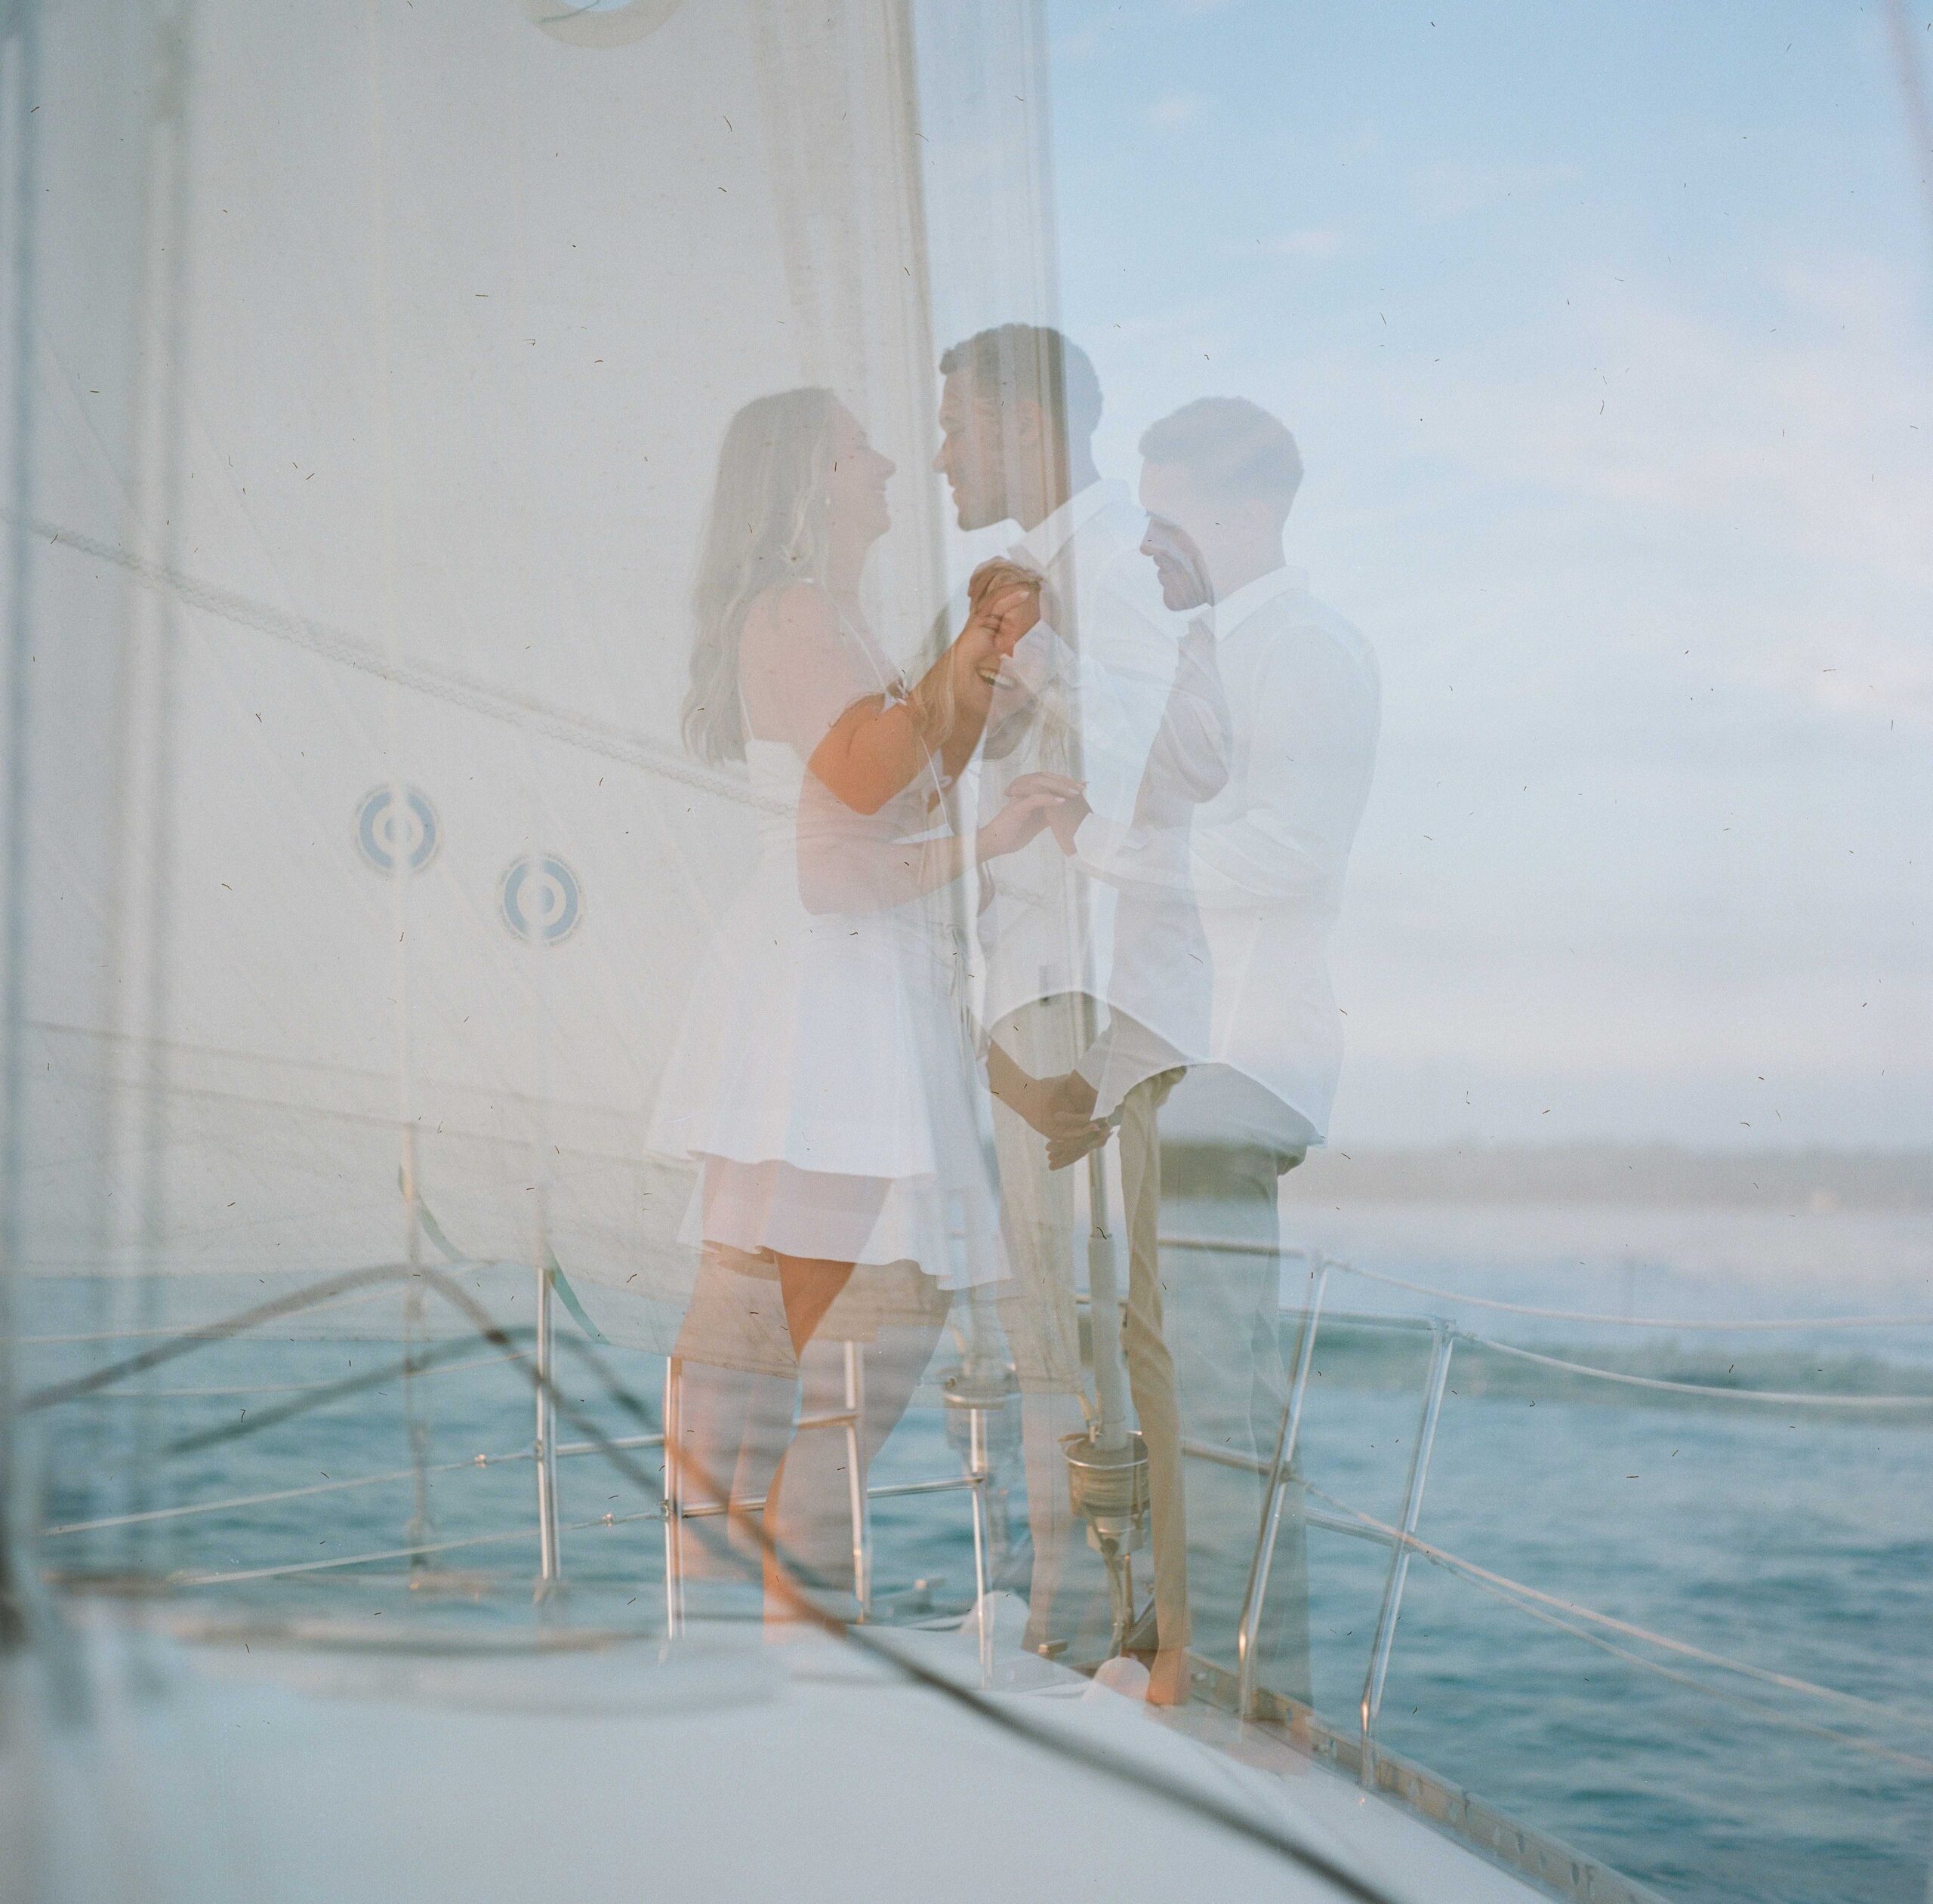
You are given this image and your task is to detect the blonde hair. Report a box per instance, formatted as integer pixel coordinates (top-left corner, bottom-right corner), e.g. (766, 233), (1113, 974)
(683, 387), (840, 764)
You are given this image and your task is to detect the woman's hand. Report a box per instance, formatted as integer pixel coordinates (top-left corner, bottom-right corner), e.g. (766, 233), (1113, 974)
(969, 558), (1044, 615)
(976, 775), (1081, 861)
(955, 563), (1043, 693)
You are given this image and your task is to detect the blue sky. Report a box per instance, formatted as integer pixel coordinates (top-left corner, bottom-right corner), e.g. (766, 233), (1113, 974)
(1027, 0), (1932, 1148)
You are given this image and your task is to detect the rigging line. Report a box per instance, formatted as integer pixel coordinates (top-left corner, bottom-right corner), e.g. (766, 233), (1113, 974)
(170, 1501), (680, 1586)
(1299, 1482), (1927, 1734)
(1164, 1239), (1933, 1332)
(12, 1283), (398, 1344)
(39, 1258), (1408, 1904)
(169, 1518), (550, 1586)
(23, 1019), (675, 1172)
(29, 1019), (672, 1147)
(157, 1334), (534, 1458)
(40, 1355), (516, 1400)
(22, 1260), (427, 1411)
(16, 1071), (674, 1209)
(1443, 1558), (1933, 1778)
(40, 1451), (519, 1539)
(1331, 1265), (1933, 1332)
(11, 510), (788, 815)
(1462, 1334), (1933, 1410)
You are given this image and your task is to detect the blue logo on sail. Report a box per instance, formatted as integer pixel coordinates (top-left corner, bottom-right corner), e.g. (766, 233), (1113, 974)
(500, 854), (583, 944)
(356, 785), (440, 875)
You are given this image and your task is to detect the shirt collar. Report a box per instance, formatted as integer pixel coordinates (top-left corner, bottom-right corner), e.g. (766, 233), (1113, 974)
(1010, 478), (1127, 572)
(1211, 562), (1308, 637)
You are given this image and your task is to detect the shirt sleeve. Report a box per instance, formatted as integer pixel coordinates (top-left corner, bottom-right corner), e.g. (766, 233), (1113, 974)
(1188, 621), (1379, 911)
(1070, 809), (1197, 900)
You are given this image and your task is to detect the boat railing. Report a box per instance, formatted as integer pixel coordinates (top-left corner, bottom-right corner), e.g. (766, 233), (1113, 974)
(519, 1239), (1933, 1790)
(23, 1240), (1933, 1842)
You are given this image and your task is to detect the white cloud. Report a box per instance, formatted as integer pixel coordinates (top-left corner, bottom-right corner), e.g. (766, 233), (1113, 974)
(1408, 158), (1580, 220)
(1147, 93), (1205, 129)
(1258, 227), (1343, 261)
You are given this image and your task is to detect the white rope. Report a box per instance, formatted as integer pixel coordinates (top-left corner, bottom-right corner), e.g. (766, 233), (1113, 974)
(1301, 1482), (1928, 1733)
(1161, 1234), (1933, 1332)
(1333, 1256), (1933, 1332)
(49, 1351), (521, 1403)
(1438, 1534), (1933, 1776)
(14, 1280), (399, 1343)
(168, 1502), (661, 1587)
(1465, 1335), (1933, 1410)
(39, 1449), (531, 1538)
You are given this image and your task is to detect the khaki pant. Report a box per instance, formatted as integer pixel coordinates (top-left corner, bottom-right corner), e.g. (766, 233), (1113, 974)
(1161, 1135), (1312, 1701)
(991, 998), (1189, 1656)
(1117, 1065), (1188, 1653)
(990, 999), (1087, 1651)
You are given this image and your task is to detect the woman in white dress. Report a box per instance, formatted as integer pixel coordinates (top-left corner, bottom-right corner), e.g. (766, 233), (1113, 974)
(649, 387), (1071, 1616)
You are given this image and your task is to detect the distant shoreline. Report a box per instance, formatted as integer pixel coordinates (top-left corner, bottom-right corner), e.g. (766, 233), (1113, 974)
(1241, 1145), (1933, 1212)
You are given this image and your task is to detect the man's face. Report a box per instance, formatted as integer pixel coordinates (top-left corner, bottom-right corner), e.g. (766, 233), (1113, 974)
(933, 370), (1010, 532)
(1137, 461), (1214, 611)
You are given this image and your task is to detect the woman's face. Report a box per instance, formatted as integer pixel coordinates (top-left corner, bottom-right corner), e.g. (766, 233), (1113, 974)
(823, 405), (896, 548)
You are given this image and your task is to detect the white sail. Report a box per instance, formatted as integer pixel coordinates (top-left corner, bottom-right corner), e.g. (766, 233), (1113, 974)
(3, 0), (1053, 1347)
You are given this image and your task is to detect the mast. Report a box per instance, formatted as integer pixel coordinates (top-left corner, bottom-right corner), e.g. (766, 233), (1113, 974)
(0, 0), (40, 1651)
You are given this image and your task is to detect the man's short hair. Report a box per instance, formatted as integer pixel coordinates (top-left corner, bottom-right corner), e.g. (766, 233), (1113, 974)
(1139, 396), (1303, 509)
(939, 324), (1103, 445)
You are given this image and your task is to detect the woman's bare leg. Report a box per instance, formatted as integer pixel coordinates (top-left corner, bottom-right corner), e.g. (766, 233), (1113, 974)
(774, 1253), (857, 1358)
(775, 1314), (947, 1604)
(671, 1355), (794, 1582)
(763, 1253), (857, 1621)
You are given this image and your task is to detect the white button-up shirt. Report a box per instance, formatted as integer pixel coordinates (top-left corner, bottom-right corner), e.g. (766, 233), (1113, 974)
(1182, 565), (1380, 1144)
(1066, 614), (1230, 1114)
(971, 480), (1195, 1040)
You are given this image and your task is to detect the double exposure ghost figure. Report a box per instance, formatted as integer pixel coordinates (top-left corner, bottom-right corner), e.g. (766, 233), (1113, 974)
(1134, 397), (1380, 1695)
(937, 326), (1231, 1702)
(647, 388), (1073, 1620)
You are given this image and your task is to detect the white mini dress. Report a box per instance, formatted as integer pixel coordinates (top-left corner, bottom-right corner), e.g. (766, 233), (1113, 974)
(648, 588), (1007, 1293)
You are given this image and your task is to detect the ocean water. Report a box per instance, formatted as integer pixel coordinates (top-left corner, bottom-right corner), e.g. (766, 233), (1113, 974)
(17, 1200), (1933, 1904)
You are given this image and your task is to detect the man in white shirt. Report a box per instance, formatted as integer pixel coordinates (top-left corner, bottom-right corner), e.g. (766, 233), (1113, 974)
(934, 325), (1220, 1696)
(1126, 396), (1380, 1699)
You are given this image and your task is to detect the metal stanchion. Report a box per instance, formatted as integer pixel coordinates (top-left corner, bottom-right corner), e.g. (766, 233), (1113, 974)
(944, 1359), (1015, 1679)
(532, 1259), (561, 1601)
(841, 1341), (872, 1619)
(661, 1357), (685, 1634)
(1235, 1255), (1328, 1716)
(1358, 1326), (1454, 1784)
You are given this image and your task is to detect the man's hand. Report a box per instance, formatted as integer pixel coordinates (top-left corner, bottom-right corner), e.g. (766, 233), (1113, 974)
(977, 778), (1081, 861)
(1006, 770), (1090, 855)
(1029, 1070), (1108, 1170)
(953, 572), (1042, 722)
(985, 1047), (1108, 1166)
(1045, 1119), (1110, 1172)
